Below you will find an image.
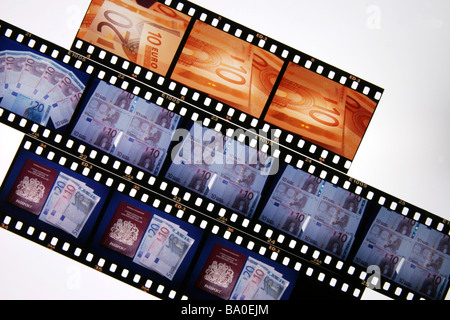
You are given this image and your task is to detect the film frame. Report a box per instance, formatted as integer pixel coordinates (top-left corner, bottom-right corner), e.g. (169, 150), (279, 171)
(0, 18), (449, 301)
(69, 0), (386, 174)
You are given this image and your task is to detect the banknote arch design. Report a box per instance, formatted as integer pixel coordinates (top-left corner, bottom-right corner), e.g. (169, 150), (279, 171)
(0, 2), (448, 302)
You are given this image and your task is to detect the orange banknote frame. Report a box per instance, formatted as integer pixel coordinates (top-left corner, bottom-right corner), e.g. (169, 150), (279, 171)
(75, 0), (382, 165)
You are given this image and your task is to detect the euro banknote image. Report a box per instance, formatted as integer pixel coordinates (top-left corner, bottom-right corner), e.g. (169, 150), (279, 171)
(0, 37), (89, 130)
(77, 0), (191, 76)
(171, 20), (283, 118)
(265, 62), (377, 160)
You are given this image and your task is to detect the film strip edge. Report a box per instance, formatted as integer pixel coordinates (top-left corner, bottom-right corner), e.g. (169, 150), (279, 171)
(69, 0), (386, 173)
(1, 136), (368, 300)
(0, 15), (448, 301)
(2, 107), (446, 301)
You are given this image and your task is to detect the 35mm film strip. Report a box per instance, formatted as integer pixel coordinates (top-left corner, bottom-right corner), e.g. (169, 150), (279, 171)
(0, 5), (449, 301)
(1, 136), (369, 301)
(0, 18), (354, 180)
(2, 114), (450, 301)
(69, 0), (385, 173)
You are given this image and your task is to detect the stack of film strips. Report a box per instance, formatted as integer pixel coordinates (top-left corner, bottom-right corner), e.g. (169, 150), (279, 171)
(0, 0), (448, 302)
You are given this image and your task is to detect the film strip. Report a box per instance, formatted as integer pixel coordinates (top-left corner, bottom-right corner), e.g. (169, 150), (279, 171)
(0, 5), (449, 302)
(0, 136), (368, 301)
(69, 0), (385, 173)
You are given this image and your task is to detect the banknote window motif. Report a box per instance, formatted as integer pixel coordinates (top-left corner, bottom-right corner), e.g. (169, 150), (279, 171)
(77, 0), (191, 76)
(38, 171), (102, 238)
(230, 256), (290, 300)
(171, 20), (284, 118)
(265, 62), (377, 160)
(0, 37), (89, 130)
(72, 79), (182, 176)
(259, 165), (368, 260)
(166, 122), (276, 218)
(133, 214), (195, 281)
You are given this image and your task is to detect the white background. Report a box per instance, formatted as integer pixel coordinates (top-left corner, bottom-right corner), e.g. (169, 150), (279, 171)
(0, 0), (448, 300)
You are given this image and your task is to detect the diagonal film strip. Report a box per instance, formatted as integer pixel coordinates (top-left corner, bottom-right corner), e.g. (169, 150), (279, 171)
(1, 136), (370, 301)
(0, 0), (449, 302)
(69, 0), (385, 173)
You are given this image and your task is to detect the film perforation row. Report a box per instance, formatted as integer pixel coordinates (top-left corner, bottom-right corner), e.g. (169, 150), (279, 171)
(0, 211), (185, 300)
(41, 135), (444, 301)
(1, 84), (448, 245)
(65, 0), (386, 172)
(1, 102), (450, 300)
(9, 136), (370, 300)
(72, 35), (355, 172)
(0, 21), (356, 172)
(0, 18), (447, 300)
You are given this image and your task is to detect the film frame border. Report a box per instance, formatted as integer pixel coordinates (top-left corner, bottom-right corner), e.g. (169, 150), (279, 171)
(0, 19), (448, 301)
(0, 19), (445, 235)
(0, 135), (368, 301)
(2, 103), (447, 301)
(69, 0), (385, 173)
(0, 18), (339, 176)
